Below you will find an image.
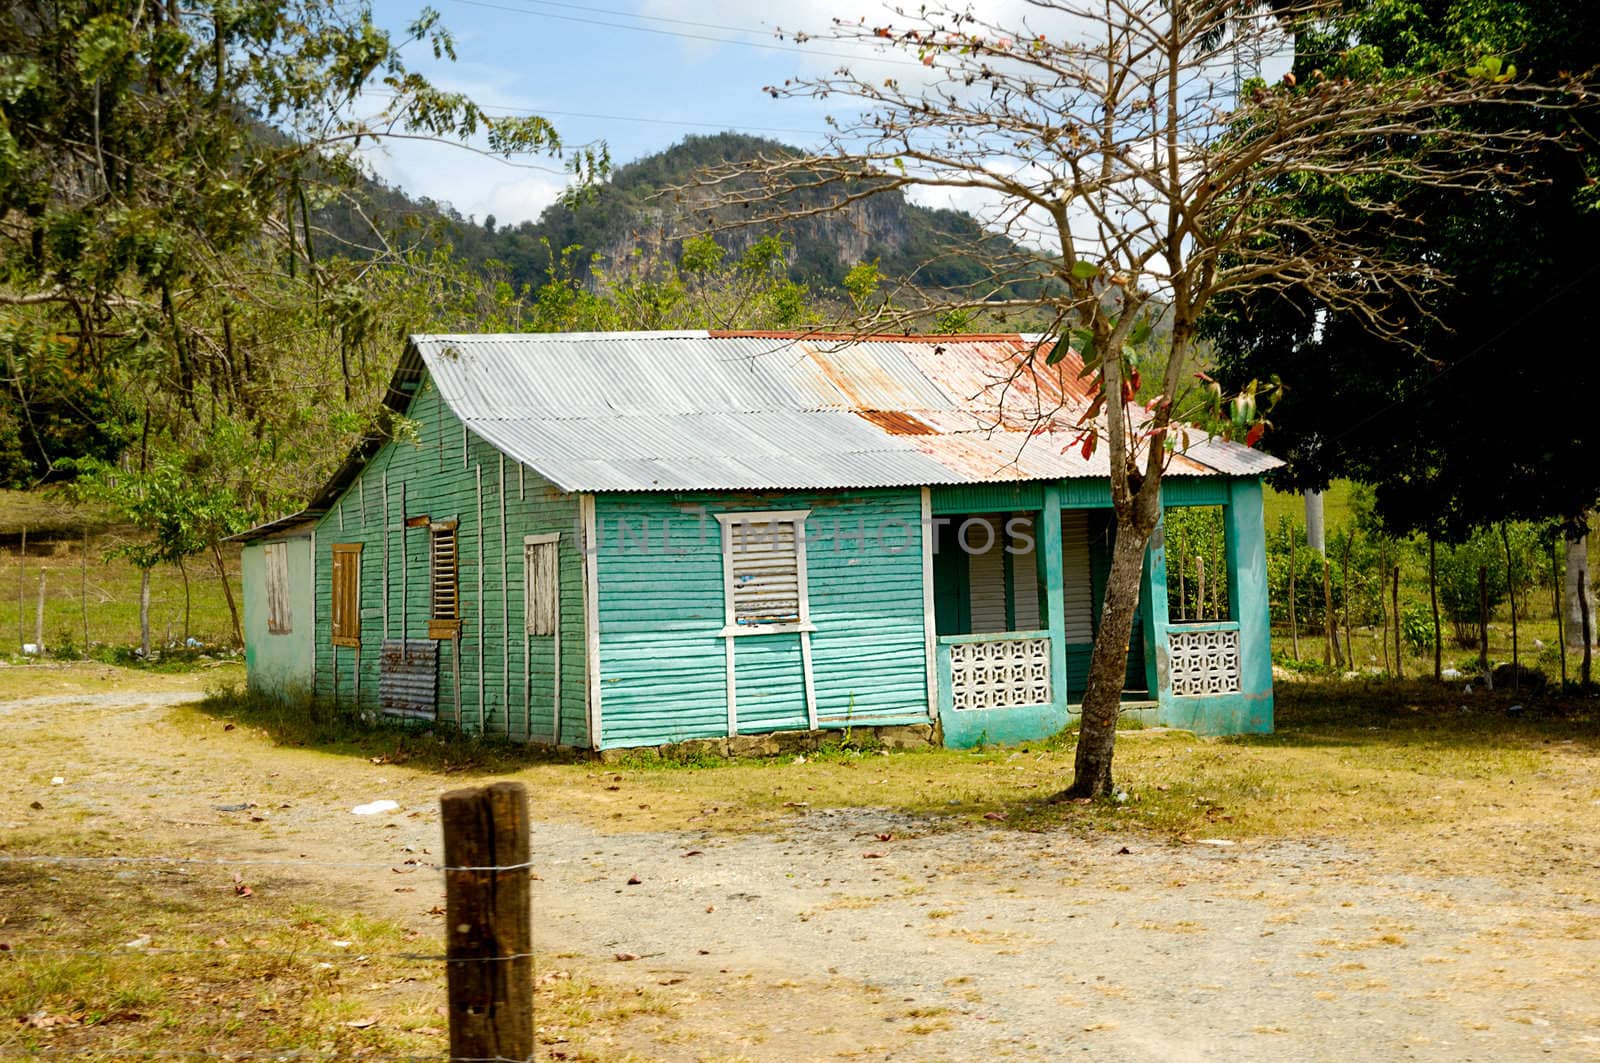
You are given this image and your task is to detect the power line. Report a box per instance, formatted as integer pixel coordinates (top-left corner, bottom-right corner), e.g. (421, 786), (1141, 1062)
(443, 0), (923, 67)
(363, 90), (827, 137)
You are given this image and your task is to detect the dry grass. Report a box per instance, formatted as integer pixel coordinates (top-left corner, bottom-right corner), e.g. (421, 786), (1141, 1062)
(509, 678), (1600, 894)
(0, 827), (447, 1060)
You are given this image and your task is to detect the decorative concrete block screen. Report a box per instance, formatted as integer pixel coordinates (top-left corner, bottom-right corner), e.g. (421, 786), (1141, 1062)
(1168, 628), (1242, 696)
(949, 637), (1052, 710)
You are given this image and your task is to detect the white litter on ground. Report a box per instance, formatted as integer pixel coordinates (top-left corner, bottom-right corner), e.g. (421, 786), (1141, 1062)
(351, 799), (399, 816)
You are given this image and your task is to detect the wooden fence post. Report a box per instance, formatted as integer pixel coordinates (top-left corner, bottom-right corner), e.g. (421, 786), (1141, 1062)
(442, 781), (533, 1062)
(1551, 542), (1567, 689)
(1287, 530), (1299, 661)
(1322, 558), (1337, 668)
(1478, 565), (1490, 687)
(1392, 565), (1402, 681)
(1580, 569), (1591, 695)
(17, 526), (25, 653)
(1430, 538), (1442, 683)
(34, 570), (45, 656)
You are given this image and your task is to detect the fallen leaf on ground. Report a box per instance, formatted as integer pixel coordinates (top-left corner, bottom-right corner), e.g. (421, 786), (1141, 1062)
(627, 875), (642, 885)
(345, 1018), (377, 1029)
(863, 852), (885, 859)
(614, 952), (640, 962)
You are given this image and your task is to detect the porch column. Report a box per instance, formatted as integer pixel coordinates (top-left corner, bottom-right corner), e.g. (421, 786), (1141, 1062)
(1225, 478), (1275, 731)
(1041, 484), (1069, 712)
(1143, 511), (1171, 708)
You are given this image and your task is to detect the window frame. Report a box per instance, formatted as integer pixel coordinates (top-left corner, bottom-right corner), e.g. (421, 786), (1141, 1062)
(428, 519), (462, 640)
(715, 509), (814, 637)
(329, 542), (362, 647)
(524, 532), (560, 636)
(264, 541), (292, 635)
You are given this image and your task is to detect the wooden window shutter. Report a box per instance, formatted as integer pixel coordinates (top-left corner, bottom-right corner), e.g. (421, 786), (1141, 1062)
(525, 537), (559, 636)
(429, 521), (461, 639)
(729, 519), (803, 626)
(330, 543), (362, 647)
(264, 542), (292, 635)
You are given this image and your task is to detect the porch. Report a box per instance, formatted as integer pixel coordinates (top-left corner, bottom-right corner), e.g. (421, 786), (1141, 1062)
(927, 478), (1272, 747)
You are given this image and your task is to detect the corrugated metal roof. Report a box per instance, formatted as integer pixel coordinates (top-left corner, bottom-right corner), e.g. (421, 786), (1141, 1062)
(405, 330), (1282, 493)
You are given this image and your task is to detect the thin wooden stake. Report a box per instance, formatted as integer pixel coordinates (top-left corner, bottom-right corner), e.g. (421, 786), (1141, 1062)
(1500, 523), (1519, 692)
(1341, 533), (1354, 669)
(1322, 558), (1335, 668)
(34, 569), (45, 655)
(1392, 565), (1402, 681)
(1580, 569), (1591, 695)
(1195, 554), (1205, 622)
(18, 526), (25, 653)
(1287, 529), (1299, 660)
(1552, 540), (1567, 688)
(81, 527), (90, 657)
(442, 781), (532, 1063)
(1428, 538), (1442, 682)
(1478, 565), (1490, 687)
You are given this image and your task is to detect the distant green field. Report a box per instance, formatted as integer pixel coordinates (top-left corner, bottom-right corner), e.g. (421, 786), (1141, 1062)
(3, 536), (240, 656)
(1262, 481), (1355, 531)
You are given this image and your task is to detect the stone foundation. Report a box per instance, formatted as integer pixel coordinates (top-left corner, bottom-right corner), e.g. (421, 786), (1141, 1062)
(598, 722), (939, 764)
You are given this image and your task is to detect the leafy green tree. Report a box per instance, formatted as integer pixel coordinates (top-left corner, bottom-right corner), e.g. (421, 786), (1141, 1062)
(1211, 0), (1600, 540)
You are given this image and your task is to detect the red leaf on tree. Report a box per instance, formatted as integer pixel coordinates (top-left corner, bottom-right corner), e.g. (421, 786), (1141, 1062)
(1245, 422), (1265, 447)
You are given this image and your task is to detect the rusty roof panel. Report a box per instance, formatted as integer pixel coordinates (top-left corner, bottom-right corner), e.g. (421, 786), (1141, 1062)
(407, 331), (1282, 492)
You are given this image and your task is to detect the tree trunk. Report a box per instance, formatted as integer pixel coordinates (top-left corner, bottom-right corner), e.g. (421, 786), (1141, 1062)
(139, 568), (151, 658)
(212, 541), (243, 648)
(1060, 516), (1152, 799)
(1565, 525), (1589, 647)
(1430, 538), (1442, 682)
(1196, 555), (1206, 621)
(1305, 490), (1325, 555)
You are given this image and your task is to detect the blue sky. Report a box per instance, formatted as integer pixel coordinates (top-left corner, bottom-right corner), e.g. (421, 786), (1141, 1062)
(363, 0), (877, 226)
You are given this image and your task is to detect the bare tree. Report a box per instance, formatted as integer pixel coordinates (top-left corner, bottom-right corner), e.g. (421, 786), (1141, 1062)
(696, 0), (1579, 796)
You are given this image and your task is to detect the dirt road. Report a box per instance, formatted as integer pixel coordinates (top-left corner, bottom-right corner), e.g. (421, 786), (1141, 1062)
(5, 669), (1599, 1061)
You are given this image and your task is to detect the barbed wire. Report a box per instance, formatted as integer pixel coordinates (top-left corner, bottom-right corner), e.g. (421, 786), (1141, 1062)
(2, 946), (534, 963)
(0, 855), (537, 873)
(2, 1050), (535, 1061)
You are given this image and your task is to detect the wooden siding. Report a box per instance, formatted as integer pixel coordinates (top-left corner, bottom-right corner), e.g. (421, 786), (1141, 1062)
(310, 378), (586, 743)
(594, 489), (930, 748)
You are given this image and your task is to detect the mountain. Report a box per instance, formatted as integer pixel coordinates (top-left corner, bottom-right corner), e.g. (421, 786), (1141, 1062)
(336, 133), (1036, 300)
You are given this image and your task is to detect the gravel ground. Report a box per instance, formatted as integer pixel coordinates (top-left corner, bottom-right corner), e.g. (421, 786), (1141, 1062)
(6, 680), (1600, 1061)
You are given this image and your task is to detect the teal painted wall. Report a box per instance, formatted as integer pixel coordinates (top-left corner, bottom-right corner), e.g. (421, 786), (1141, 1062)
(241, 534), (314, 698)
(593, 489), (931, 748)
(308, 377), (587, 743)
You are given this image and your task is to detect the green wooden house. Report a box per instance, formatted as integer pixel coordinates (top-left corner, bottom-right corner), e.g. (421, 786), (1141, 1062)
(234, 330), (1281, 749)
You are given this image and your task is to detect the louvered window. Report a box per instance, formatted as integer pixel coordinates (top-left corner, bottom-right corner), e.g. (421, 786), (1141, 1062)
(524, 534), (559, 636)
(429, 521), (461, 639)
(264, 542), (292, 635)
(330, 543), (361, 647)
(717, 511), (811, 633)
